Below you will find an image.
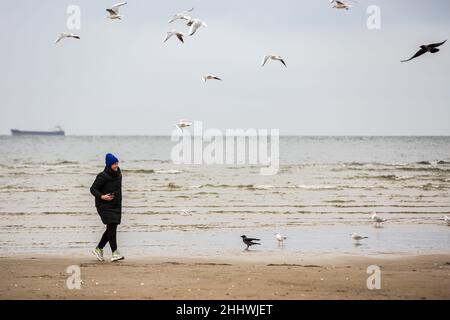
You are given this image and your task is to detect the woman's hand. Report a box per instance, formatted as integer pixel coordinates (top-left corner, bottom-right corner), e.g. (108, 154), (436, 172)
(101, 194), (114, 201)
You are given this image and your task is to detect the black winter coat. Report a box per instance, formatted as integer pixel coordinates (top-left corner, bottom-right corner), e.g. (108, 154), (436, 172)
(90, 166), (122, 225)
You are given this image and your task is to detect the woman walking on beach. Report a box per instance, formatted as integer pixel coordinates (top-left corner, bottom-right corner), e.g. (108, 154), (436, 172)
(90, 153), (124, 262)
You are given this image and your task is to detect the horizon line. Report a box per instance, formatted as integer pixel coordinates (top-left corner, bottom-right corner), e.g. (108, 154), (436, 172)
(2, 134), (450, 138)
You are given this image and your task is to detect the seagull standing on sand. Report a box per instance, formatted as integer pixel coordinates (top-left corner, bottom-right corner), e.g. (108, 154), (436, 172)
(202, 75), (222, 82)
(241, 235), (261, 251)
(351, 233), (368, 244)
(55, 32), (80, 44)
(371, 212), (387, 226)
(275, 233), (287, 246)
(444, 216), (450, 226)
(168, 8), (194, 23)
(163, 31), (185, 44)
(175, 119), (192, 133)
(106, 2), (127, 20)
(401, 40), (447, 62)
(261, 55), (287, 68)
(186, 18), (207, 36)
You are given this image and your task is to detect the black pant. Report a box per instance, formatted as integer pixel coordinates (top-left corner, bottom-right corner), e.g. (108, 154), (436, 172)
(98, 224), (118, 252)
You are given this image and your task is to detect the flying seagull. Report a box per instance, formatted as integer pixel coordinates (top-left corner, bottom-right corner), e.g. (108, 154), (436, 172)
(107, 2), (127, 20)
(330, 0), (355, 10)
(275, 233), (287, 246)
(186, 18), (207, 36)
(261, 55), (287, 68)
(401, 40), (447, 62)
(168, 8), (194, 23)
(175, 119), (192, 133)
(350, 233), (368, 244)
(202, 75), (222, 82)
(55, 32), (80, 44)
(241, 235), (261, 251)
(163, 31), (185, 44)
(371, 212), (387, 226)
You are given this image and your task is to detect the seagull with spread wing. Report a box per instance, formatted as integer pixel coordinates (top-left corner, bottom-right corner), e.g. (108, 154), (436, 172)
(202, 75), (222, 82)
(330, 0), (354, 10)
(261, 55), (287, 68)
(55, 32), (80, 44)
(163, 31), (185, 44)
(106, 2), (127, 20)
(175, 119), (192, 133)
(168, 8), (194, 23)
(186, 18), (207, 36)
(401, 40), (447, 62)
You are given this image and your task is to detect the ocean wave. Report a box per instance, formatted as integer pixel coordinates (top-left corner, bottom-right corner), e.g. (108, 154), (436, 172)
(197, 184), (254, 189)
(192, 184), (274, 191)
(295, 185), (342, 191)
(342, 160), (450, 167)
(329, 160), (450, 169)
(252, 185), (274, 190)
(125, 169), (183, 174)
(346, 174), (412, 181)
(125, 169), (156, 174)
(167, 183), (182, 190)
(332, 164), (450, 173)
(194, 191), (220, 195)
(22, 160), (80, 166)
(289, 184), (388, 191)
(132, 159), (171, 164)
(0, 185), (69, 192)
(421, 183), (449, 191)
(155, 170), (182, 174)
(191, 183), (390, 191)
(416, 161), (432, 165)
(416, 160), (450, 165)
(401, 183), (449, 191)
(396, 167), (450, 173)
(41, 211), (84, 215)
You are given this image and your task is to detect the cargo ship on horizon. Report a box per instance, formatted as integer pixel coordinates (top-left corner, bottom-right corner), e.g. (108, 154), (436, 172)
(10, 126), (65, 136)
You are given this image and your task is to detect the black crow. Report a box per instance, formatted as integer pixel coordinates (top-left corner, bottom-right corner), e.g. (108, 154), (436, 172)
(401, 40), (447, 62)
(241, 235), (261, 251)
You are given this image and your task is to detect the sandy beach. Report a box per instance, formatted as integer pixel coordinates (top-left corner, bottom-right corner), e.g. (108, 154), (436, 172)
(1, 254), (449, 300)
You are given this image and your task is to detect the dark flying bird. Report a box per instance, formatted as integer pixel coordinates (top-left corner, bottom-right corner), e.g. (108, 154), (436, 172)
(401, 40), (447, 62)
(241, 235), (261, 251)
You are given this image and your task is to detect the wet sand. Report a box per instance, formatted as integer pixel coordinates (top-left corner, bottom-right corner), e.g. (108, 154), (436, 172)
(1, 254), (449, 300)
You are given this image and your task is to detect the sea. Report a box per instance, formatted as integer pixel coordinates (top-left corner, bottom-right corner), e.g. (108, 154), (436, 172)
(0, 135), (449, 259)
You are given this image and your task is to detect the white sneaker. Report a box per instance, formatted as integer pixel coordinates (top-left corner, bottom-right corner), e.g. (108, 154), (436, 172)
(92, 247), (104, 261)
(111, 251), (124, 262)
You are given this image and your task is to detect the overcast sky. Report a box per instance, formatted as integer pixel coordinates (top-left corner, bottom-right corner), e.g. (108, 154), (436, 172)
(0, 0), (449, 135)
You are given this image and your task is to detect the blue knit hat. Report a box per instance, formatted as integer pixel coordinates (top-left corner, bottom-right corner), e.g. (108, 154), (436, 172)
(105, 153), (119, 168)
